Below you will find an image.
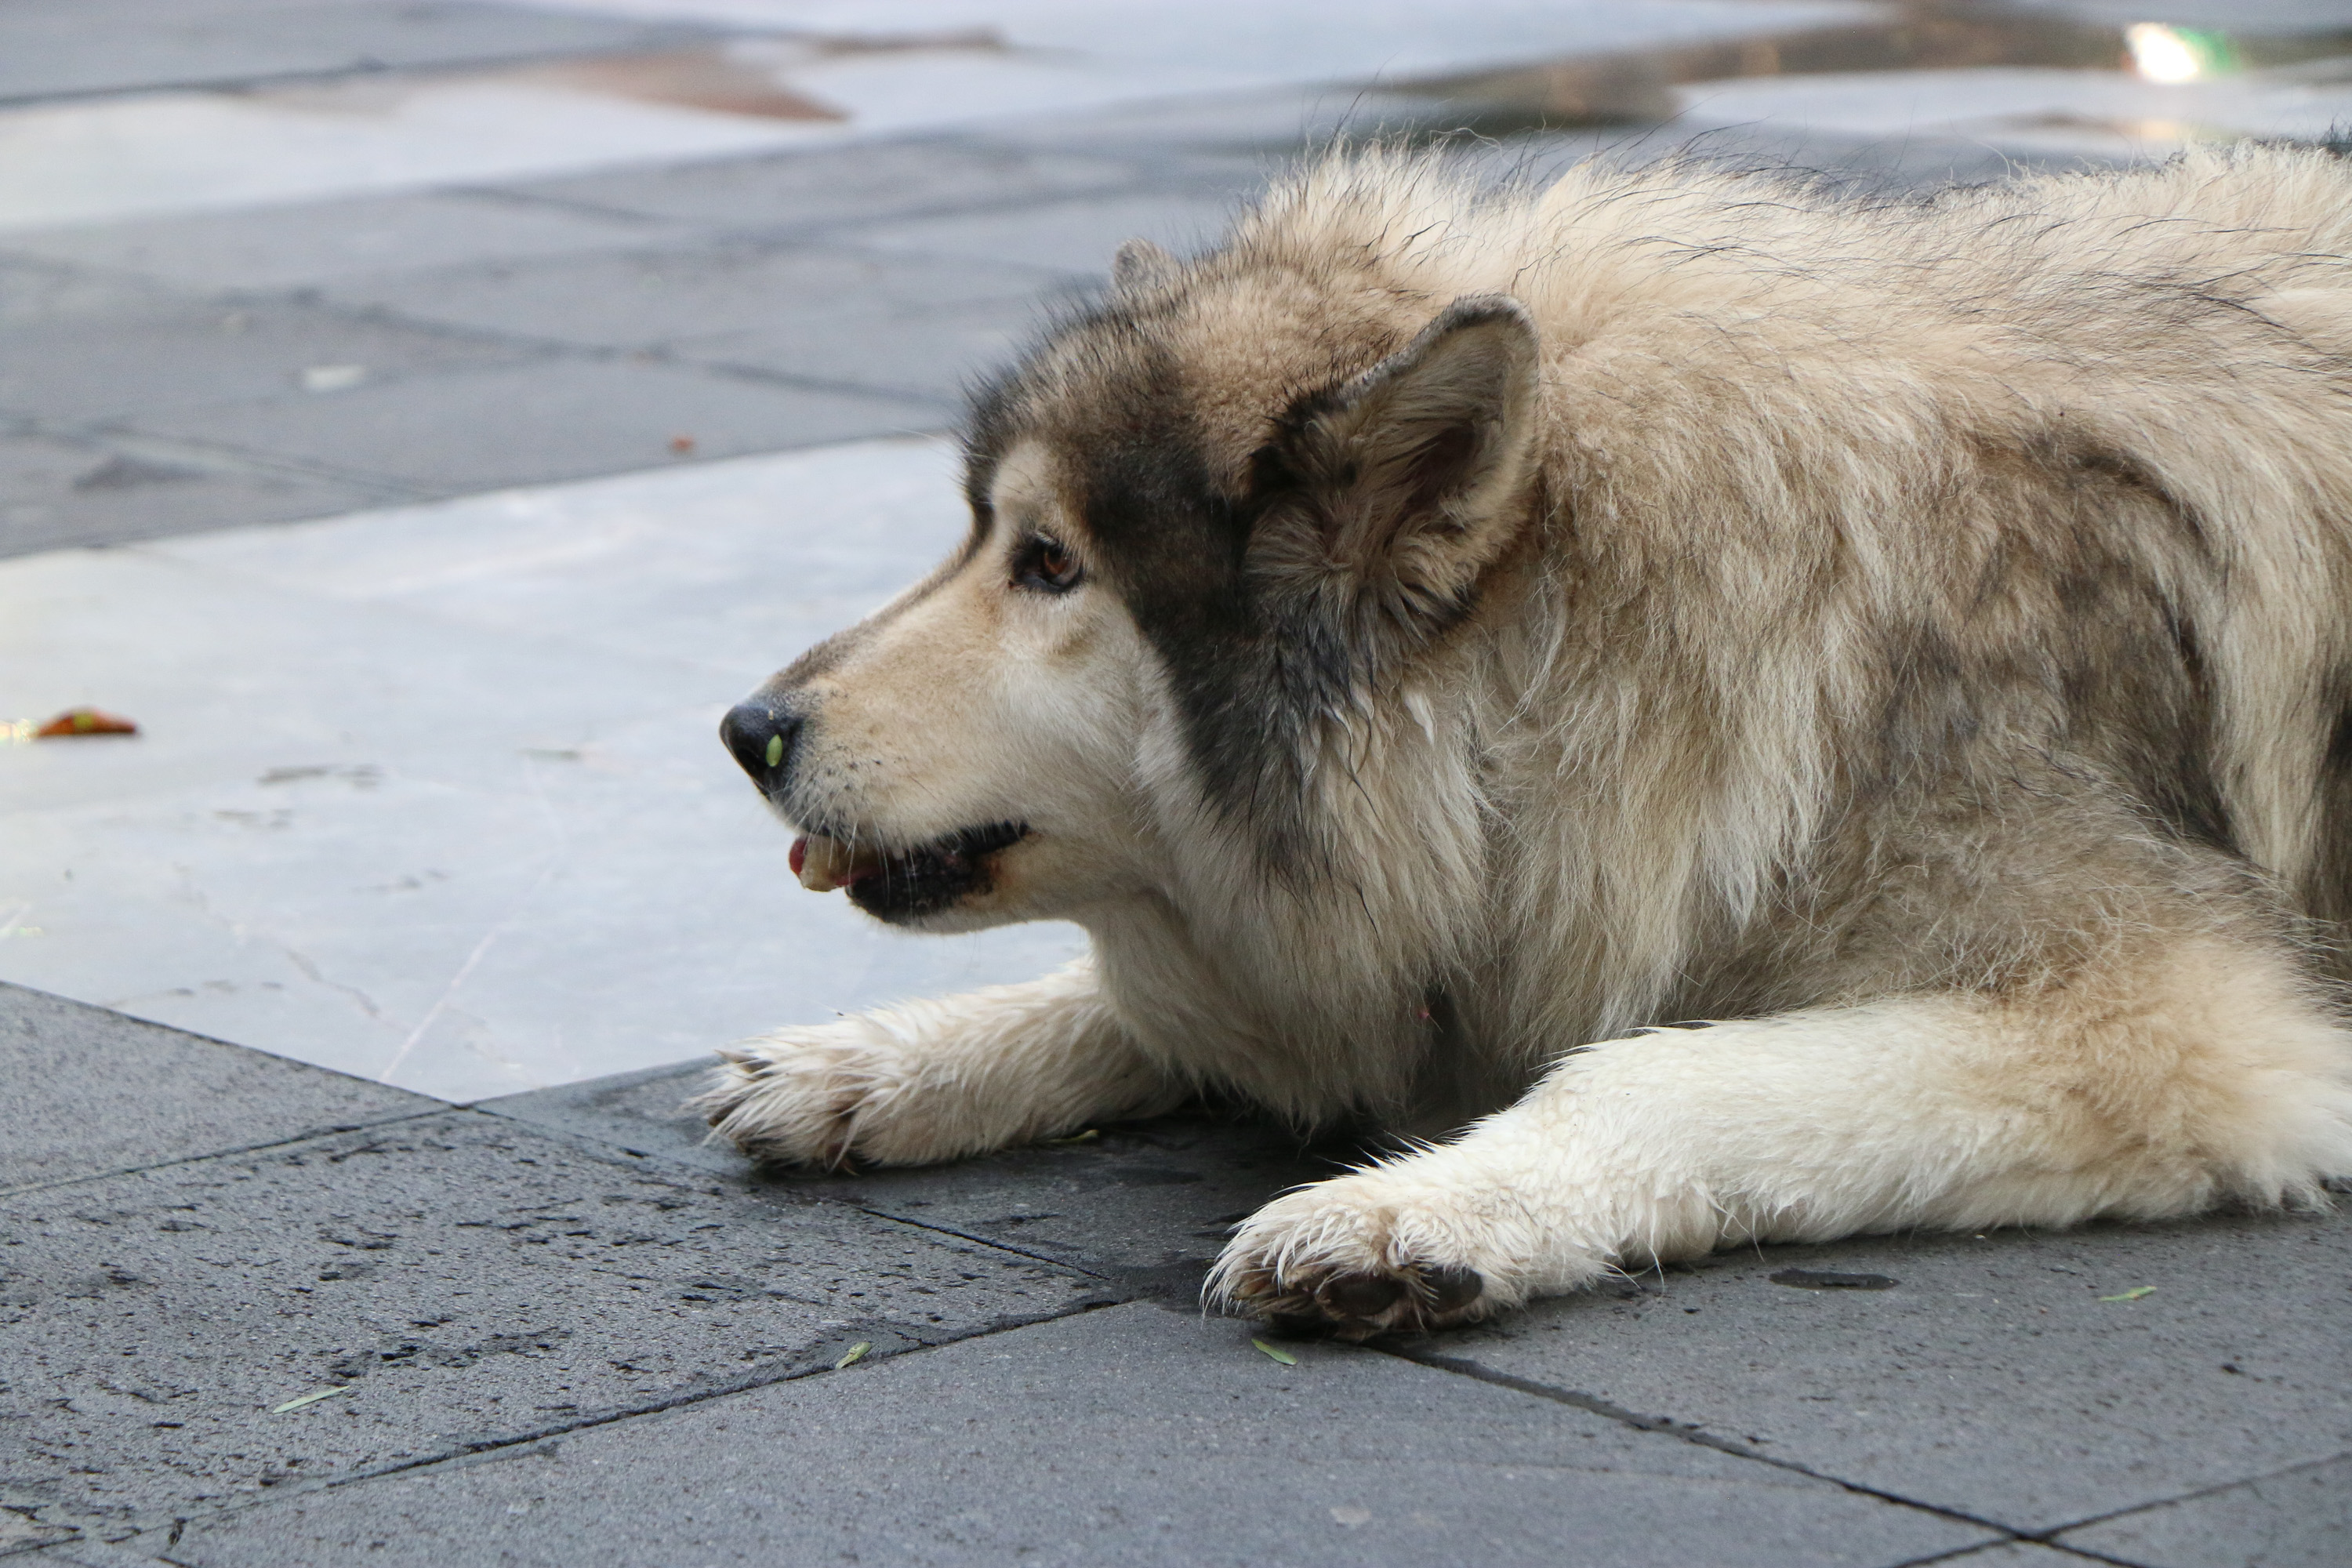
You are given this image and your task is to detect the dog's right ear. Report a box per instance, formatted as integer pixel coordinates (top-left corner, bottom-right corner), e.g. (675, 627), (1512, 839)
(1249, 296), (1541, 648)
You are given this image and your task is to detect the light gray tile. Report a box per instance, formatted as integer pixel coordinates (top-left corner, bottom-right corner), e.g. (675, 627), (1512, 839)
(850, 191), (1243, 274)
(0, 299), (539, 424)
(0, 981), (437, 1193)
(0, 1112), (1101, 1537)
(158, 1303), (1992, 1568)
(322, 241), (1067, 351)
(125, 359), (949, 491)
(0, 2), (677, 104)
(2058, 1453), (2352, 1568)
(1417, 1211), (2352, 1534)
(672, 293), (1050, 402)
(0, 191), (688, 296)
(0, 430), (382, 556)
(0, 258), (177, 328)
(500, 137), (1152, 232)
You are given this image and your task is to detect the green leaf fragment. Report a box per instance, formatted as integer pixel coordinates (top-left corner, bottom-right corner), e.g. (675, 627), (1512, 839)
(764, 734), (783, 768)
(833, 1341), (871, 1370)
(1251, 1338), (1298, 1366)
(2099, 1286), (2157, 1302)
(270, 1386), (350, 1414)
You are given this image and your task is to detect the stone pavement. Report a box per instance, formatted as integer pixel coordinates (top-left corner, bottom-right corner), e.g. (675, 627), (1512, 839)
(8, 1), (2352, 1563)
(9, 983), (2350, 1566)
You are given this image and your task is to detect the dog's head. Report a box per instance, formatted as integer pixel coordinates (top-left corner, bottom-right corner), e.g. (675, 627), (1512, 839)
(721, 237), (1542, 933)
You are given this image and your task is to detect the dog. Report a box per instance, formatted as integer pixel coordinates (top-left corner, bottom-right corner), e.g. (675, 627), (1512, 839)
(701, 143), (2352, 1339)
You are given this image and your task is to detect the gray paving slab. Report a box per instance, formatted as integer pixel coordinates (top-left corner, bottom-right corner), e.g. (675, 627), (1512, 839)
(320, 240), (1071, 351)
(0, 191), (689, 296)
(1925, 1548), (2105, 1566)
(1414, 1210), (2352, 1535)
(0, 430), (381, 556)
(147, 1302), (1996, 1568)
(0, 1110), (1102, 1540)
(672, 294), (1048, 403)
(126, 358), (947, 492)
(481, 1061), (1350, 1298)
(0, 260), (176, 330)
(2056, 1452), (2352, 1567)
(0, 1), (682, 105)
(499, 136), (1159, 233)
(0, 981), (437, 1195)
(849, 190), (1246, 274)
(0, 299), (540, 425)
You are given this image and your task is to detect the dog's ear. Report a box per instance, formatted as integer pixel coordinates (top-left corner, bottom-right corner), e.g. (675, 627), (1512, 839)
(1112, 238), (1181, 293)
(1250, 296), (1539, 644)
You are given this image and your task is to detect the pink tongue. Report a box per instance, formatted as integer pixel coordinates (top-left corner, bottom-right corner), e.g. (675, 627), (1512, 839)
(789, 837), (808, 877)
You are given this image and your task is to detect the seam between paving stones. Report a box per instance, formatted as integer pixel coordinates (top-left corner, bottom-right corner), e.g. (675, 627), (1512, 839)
(1883, 1541), (2150, 1568)
(0, 1108), (451, 1200)
(2032, 1444), (2352, 1545)
(451, 133), (1255, 240)
(82, 1297), (1131, 1560)
(15, 416), (440, 500)
(1389, 1346), (2074, 1554)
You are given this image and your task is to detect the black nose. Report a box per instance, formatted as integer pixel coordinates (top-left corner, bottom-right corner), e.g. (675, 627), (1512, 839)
(720, 701), (802, 789)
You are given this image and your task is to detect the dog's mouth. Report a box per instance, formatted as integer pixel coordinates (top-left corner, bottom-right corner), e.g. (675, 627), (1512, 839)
(790, 821), (1029, 921)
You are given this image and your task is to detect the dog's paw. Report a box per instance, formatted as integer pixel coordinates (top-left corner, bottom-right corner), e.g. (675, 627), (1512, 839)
(1205, 1169), (1520, 1341)
(694, 1020), (930, 1168)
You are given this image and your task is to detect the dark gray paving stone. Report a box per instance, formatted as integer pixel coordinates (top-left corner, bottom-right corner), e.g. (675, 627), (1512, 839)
(481, 1062), (1349, 1299)
(0, 1), (681, 104)
(0, 1111), (1100, 1539)
(0, 981), (436, 1194)
(672, 293), (1047, 403)
(850, 191), (1245, 274)
(0, 191), (688, 296)
(127, 358), (946, 492)
(321, 241), (1068, 351)
(1420, 1210), (2352, 1534)
(151, 1303), (1994, 1568)
(0, 430), (383, 556)
(500, 137), (1156, 233)
(2057, 1452), (2352, 1567)
(0, 299), (539, 424)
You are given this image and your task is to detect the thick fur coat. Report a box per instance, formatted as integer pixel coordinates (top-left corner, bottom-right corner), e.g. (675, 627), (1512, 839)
(704, 143), (2352, 1337)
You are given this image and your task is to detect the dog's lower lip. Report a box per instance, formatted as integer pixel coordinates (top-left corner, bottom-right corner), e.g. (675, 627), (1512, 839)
(793, 822), (1028, 899)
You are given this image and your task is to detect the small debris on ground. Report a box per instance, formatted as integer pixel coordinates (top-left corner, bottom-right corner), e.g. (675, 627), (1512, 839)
(27, 708), (139, 739)
(1769, 1269), (1898, 1290)
(270, 1386), (349, 1414)
(669, 434), (697, 454)
(2099, 1286), (2157, 1302)
(1251, 1338), (1298, 1365)
(833, 1341), (871, 1370)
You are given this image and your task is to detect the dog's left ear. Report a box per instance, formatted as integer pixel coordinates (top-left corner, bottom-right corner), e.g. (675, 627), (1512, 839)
(1250, 296), (1540, 641)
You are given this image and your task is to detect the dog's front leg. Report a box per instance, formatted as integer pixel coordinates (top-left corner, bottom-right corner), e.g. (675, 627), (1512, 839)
(1211, 946), (2352, 1338)
(697, 958), (1181, 1167)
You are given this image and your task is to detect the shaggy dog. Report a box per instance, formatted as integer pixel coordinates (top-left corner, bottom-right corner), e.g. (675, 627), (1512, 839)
(702, 144), (2352, 1339)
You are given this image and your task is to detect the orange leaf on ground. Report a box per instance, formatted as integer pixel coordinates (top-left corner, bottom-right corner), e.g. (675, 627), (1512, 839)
(33, 707), (138, 738)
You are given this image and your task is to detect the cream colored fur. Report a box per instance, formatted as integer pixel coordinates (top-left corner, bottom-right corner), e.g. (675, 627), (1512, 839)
(704, 143), (2352, 1335)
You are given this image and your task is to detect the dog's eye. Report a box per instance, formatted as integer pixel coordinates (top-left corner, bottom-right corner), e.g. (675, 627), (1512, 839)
(1011, 535), (1083, 594)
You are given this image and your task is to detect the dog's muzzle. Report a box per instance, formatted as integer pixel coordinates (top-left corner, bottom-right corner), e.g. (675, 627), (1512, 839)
(720, 700), (802, 794)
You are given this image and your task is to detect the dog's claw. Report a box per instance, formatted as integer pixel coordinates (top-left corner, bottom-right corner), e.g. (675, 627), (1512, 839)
(1228, 1259), (1490, 1341)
